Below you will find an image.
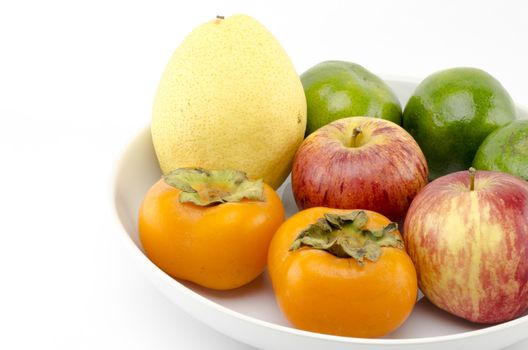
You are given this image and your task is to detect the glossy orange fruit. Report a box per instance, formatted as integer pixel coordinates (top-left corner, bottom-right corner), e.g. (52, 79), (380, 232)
(139, 168), (285, 290)
(268, 207), (417, 338)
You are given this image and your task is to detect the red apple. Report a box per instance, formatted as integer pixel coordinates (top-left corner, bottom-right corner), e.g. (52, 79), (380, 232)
(404, 168), (528, 323)
(291, 116), (428, 222)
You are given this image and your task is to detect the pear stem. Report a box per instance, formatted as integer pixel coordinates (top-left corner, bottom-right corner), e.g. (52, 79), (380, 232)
(352, 127), (363, 147)
(469, 167), (476, 191)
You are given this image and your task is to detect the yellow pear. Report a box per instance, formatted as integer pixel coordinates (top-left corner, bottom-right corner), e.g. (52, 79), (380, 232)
(151, 14), (307, 189)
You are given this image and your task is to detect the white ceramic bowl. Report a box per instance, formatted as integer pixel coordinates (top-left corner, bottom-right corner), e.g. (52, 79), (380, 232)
(111, 78), (528, 350)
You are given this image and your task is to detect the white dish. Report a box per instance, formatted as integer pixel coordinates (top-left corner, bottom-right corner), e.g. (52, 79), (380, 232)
(111, 78), (528, 350)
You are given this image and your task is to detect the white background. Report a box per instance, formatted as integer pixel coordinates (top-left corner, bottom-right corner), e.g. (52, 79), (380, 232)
(1, 0), (527, 349)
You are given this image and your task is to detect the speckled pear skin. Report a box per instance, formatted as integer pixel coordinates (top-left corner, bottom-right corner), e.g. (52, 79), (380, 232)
(151, 14), (307, 189)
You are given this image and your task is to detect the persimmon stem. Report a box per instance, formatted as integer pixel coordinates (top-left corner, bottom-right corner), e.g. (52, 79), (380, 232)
(352, 127), (363, 147)
(469, 167), (476, 191)
(164, 168), (264, 206)
(289, 210), (402, 266)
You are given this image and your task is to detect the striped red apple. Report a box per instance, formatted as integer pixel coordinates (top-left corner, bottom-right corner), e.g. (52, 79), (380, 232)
(291, 116), (428, 222)
(404, 168), (528, 323)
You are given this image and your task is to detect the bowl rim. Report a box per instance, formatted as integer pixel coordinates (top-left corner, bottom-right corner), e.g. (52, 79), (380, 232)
(110, 75), (528, 346)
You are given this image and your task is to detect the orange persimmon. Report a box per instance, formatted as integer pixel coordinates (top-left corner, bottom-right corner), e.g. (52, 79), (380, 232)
(268, 207), (417, 338)
(139, 168), (284, 290)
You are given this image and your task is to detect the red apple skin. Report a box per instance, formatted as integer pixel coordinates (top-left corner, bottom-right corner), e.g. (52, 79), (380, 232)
(291, 116), (428, 222)
(404, 170), (528, 323)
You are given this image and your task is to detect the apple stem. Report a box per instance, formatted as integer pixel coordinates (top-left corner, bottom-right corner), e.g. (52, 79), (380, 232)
(469, 167), (476, 191)
(352, 127), (363, 147)
(216, 15), (225, 20)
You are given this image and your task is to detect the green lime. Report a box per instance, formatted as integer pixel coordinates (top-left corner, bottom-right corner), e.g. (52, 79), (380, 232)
(301, 61), (401, 135)
(473, 120), (528, 180)
(403, 67), (517, 179)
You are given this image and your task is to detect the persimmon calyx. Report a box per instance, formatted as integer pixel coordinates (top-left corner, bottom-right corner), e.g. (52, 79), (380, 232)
(164, 168), (264, 206)
(289, 210), (403, 265)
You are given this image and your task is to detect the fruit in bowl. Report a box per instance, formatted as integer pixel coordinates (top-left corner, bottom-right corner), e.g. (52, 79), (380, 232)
(151, 14), (307, 189)
(118, 11), (528, 347)
(301, 61), (402, 135)
(403, 67), (517, 180)
(115, 79), (528, 349)
(291, 116), (428, 222)
(404, 168), (528, 323)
